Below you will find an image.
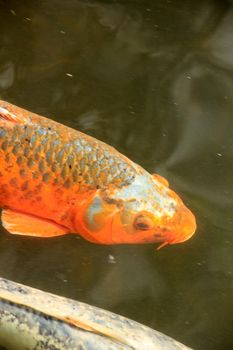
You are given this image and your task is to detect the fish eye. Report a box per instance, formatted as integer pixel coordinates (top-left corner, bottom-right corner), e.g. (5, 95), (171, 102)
(133, 214), (154, 231)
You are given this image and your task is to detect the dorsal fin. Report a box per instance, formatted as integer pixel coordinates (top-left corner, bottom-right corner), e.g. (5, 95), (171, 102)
(0, 106), (28, 124)
(152, 173), (169, 187)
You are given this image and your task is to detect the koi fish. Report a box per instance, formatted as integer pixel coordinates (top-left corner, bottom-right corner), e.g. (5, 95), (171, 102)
(0, 277), (191, 350)
(0, 100), (196, 247)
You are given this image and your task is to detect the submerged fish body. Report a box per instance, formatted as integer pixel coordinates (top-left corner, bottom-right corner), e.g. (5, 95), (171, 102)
(0, 100), (196, 246)
(0, 277), (191, 350)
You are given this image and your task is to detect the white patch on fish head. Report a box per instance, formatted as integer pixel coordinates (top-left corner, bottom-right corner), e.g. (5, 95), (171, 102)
(108, 173), (177, 219)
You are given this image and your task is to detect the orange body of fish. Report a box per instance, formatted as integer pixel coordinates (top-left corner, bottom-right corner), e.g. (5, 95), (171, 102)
(0, 100), (196, 248)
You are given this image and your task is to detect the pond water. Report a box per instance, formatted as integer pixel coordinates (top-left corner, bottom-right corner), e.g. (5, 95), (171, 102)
(0, 0), (232, 349)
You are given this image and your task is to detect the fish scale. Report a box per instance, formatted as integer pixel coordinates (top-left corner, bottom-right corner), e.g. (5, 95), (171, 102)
(0, 107), (136, 202)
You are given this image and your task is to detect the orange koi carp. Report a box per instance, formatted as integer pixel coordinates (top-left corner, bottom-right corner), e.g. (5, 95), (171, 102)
(0, 101), (196, 248)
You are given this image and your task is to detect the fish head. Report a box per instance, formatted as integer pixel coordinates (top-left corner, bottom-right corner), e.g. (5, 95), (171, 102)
(76, 172), (196, 247)
(110, 172), (196, 247)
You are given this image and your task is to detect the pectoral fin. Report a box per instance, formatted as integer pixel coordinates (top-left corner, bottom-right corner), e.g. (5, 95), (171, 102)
(1, 209), (69, 237)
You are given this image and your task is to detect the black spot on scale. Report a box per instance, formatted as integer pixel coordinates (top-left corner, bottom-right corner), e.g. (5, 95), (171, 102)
(67, 153), (74, 168)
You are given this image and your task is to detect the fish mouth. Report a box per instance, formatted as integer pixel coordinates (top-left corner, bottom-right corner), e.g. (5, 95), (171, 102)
(156, 206), (197, 250)
(176, 206), (197, 242)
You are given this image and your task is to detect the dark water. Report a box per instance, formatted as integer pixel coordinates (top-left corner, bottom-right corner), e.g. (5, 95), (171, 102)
(0, 0), (232, 349)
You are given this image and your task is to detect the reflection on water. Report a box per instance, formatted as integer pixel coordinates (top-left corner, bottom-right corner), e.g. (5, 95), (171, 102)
(0, 0), (232, 349)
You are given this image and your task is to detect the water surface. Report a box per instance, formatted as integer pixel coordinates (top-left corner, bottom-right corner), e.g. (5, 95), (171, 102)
(0, 1), (232, 349)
